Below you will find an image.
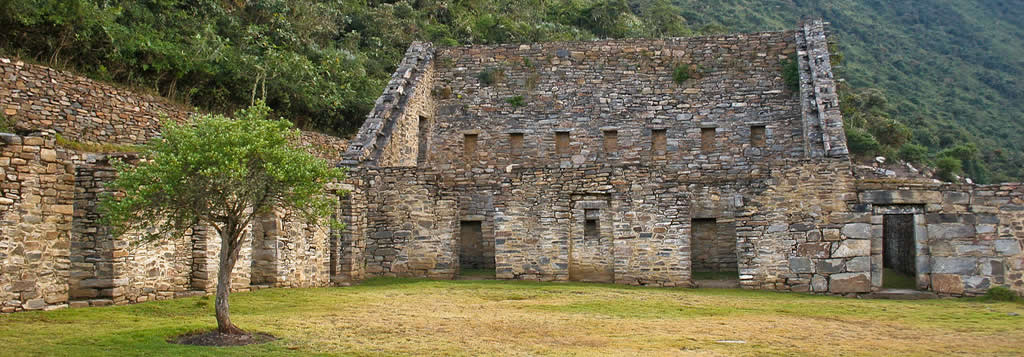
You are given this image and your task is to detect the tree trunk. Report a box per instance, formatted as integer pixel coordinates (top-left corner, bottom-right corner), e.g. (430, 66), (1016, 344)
(215, 224), (246, 335)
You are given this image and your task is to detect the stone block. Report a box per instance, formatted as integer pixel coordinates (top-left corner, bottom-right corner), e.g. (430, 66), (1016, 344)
(811, 275), (828, 292)
(796, 242), (830, 258)
(942, 191), (970, 205)
(23, 298), (46, 310)
(841, 223), (872, 239)
(832, 239), (870, 258)
(859, 190), (941, 204)
(829, 272), (871, 293)
(931, 274), (964, 294)
(789, 258), (814, 273)
(994, 240), (1022, 255)
(816, 259), (844, 274)
(845, 256), (870, 273)
(932, 257), (976, 275)
(927, 223), (975, 240)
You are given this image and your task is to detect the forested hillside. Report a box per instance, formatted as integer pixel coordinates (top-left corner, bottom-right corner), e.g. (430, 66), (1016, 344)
(1, 0), (1020, 181)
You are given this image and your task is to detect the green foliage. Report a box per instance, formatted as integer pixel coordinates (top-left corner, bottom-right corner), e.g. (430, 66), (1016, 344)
(897, 143), (929, 164)
(506, 95), (525, 107)
(0, 0), (701, 137)
(0, 112), (12, 133)
(99, 102), (346, 241)
(780, 56), (799, 92)
(477, 67), (505, 87)
(55, 134), (142, 153)
(844, 125), (880, 157)
(935, 156), (963, 182)
(672, 64), (693, 84)
(984, 287), (1022, 303)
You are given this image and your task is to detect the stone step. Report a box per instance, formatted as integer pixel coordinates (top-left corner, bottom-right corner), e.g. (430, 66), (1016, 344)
(865, 289), (938, 300)
(695, 280), (740, 289)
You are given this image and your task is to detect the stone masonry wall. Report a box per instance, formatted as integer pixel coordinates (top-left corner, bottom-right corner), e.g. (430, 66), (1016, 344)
(0, 132), (73, 312)
(855, 180), (1024, 296)
(70, 154), (195, 307)
(1, 58), (190, 145)
(426, 33), (804, 171)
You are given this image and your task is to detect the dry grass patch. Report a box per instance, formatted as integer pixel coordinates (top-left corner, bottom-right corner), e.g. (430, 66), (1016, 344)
(0, 278), (1021, 356)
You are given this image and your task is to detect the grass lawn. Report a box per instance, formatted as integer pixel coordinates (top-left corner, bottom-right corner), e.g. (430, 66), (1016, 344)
(883, 268), (919, 290)
(1, 278), (1021, 356)
(692, 271), (739, 280)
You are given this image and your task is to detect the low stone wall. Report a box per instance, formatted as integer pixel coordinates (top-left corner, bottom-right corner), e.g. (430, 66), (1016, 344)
(0, 132), (73, 312)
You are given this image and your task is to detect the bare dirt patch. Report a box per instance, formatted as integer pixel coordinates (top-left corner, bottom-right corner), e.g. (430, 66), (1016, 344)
(171, 330), (276, 347)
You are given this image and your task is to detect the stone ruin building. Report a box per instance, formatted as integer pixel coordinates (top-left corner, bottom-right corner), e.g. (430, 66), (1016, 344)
(1, 20), (1022, 312)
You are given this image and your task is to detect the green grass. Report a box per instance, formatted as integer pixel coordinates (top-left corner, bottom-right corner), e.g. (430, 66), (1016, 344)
(692, 270), (739, 280)
(883, 268), (918, 289)
(460, 268), (496, 278)
(56, 134), (144, 153)
(0, 278), (1021, 356)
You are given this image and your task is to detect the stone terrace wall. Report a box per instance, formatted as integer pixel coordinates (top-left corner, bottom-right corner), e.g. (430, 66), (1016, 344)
(0, 58), (190, 145)
(426, 32), (808, 171)
(0, 132), (73, 312)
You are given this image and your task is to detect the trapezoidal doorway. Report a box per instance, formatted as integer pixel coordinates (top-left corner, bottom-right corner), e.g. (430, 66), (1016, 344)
(691, 218), (739, 285)
(882, 214), (917, 289)
(458, 220), (494, 278)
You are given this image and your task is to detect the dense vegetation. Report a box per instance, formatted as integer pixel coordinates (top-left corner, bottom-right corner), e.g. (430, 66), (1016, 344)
(1, 0), (1020, 181)
(672, 0), (1023, 181)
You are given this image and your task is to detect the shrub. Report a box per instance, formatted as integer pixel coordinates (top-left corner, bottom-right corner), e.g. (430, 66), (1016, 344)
(781, 55), (800, 92)
(477, 67), (505, 87)
(898, 143), (929, 163)
(984, 287), (1021, 302)
(935, 155), (962, 182)
(0, 113), (11, 133)
(672, 65), (692, 84)
(845, 126), (880, 156)
(506, 95), (525, 107)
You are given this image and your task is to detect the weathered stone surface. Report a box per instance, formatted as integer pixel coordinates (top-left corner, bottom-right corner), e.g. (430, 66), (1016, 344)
(931, 273), (964, 294)
(796, 242), (830, 258)
(841, 223), (872, 239)
(831, 239), (870, 258)
(994, 240), (1022, 255)
(816, 259), (844, 274)
(789, 258), (814, 273)
(811, 275), (828, 292)
(859, 190), (941, 204)
(927, 223), (975, 240)
(845, 256), (870, 273)
(829, 272), (871, 293)
(932, 257), (977, 275)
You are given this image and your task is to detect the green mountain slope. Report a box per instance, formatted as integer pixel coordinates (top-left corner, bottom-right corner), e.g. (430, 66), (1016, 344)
(674, 0), (1024, 181)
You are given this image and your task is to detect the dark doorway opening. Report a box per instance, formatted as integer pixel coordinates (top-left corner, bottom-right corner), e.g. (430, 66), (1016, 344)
(691, 218), (738, 283)
(459, 221), (493, 278)
(883, 214), (917, 289)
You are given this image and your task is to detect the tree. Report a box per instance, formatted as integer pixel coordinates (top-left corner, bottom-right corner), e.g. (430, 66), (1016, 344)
(100, 103), (346, 335)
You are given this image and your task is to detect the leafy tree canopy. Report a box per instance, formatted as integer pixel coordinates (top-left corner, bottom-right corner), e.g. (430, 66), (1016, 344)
(99, 102), (345, 334)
